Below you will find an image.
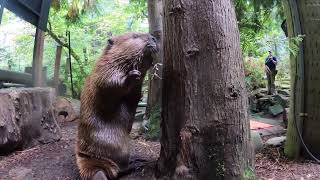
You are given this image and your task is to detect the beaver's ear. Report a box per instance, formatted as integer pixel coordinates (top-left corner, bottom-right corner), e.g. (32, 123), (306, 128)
(105, 39), (114, 51)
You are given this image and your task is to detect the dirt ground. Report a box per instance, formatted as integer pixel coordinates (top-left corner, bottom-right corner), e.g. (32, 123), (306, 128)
(0, 121), (319, 180)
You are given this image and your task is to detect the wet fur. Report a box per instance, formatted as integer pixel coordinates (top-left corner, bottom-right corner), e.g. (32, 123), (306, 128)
(76, 32), (158, 180)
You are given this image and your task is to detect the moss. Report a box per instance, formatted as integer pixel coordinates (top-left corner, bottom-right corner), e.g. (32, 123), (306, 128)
(243, 167), (256, 180)
(216, 162), (226, 177)
(145, 105), (161, 140)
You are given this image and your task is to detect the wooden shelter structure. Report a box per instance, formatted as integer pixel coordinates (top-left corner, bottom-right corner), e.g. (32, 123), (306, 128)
(0, 0), (50, 87)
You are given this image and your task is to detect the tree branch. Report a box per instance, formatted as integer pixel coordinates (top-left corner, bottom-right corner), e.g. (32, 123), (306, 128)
(47, 28), (86, 75)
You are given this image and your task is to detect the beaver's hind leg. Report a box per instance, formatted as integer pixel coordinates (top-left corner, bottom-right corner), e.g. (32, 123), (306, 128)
(76, 154), (120, 180)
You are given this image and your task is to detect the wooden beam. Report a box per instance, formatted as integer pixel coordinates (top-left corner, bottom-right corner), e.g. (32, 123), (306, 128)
(32, 28), (45, 87)
(0, 69), (32, 85)
(53, 45), (62, 95)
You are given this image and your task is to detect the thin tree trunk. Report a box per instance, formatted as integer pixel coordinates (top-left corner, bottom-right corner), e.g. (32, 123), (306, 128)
(157, 0), (253, 179)
(146, 0), (163, 117)
(32, 28), (45, 87)
(54, 45), (62, 95)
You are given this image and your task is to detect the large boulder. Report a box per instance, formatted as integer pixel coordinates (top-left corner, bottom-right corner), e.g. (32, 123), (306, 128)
(265, 136), (286, 147)
(273, 94), (289, 108)
(269, 104), (284, 116)
(0, 88), (61, 154)
(251, 130), (264, 152)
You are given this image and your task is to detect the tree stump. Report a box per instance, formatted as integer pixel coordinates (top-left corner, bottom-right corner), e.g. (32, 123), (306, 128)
(0, 88), (61, 154)
(53, 97), (80, 123)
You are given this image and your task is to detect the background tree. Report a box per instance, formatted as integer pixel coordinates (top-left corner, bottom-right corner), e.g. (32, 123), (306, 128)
(157, 0), (254, 179)
(146, 0), (163, 118)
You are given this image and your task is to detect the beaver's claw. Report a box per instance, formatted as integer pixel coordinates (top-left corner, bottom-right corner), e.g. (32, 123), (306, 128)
(128, 70), (141, 80)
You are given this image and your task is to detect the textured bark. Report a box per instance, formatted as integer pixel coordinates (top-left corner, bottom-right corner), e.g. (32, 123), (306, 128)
(32, 28), (45, 87)
(146, 0), (163, 117)
(0, 88), (61, 154)
(285, 0), (320, 158)
(298, 0), (320, 157)
(54, 45), (63, 96)
(283, 0), (303, 159)
(157, 0), (253, 179)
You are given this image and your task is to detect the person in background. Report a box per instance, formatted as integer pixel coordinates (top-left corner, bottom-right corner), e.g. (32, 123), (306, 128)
(265, 50), (278, 95)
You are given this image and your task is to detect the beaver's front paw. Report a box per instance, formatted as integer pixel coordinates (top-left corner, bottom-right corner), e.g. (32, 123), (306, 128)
(128, 70), (141, 80)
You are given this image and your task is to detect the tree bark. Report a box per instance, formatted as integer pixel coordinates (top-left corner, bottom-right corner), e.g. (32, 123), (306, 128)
(32, 28), (45, 87)
(300, 0), (320, 158)
(146, 0), (163, 117)
(54, 45), (63, 95)
(285, 0), (320, 159)
(0, 88), (61, 154)
(283, 0), (303, 159)
(157, 0), (253, 179)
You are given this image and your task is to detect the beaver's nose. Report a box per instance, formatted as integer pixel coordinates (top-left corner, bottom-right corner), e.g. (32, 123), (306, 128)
(150, 35), (157, 43)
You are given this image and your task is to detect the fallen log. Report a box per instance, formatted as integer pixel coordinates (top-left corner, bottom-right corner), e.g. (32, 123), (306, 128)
(0, 69), (32, 86)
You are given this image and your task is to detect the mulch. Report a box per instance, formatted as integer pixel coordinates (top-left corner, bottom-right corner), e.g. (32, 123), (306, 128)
(0, 121), (319, 180)
(255, 146), (320, 180)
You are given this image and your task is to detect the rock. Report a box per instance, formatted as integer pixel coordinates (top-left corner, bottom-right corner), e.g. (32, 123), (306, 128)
(9, 167), (33, 180)
(259, 88), (268, 94)
(138, 102), (147, 107)
(277, 89), (290, 96)
(257, 97), (273, 112)
(251, 131), (264, 152)
(0, 88), (61, 154)
(269, 104), (284, 116)
(130, 121), (143, 138)
(273, 94), (289, 108)
(265, 136), (286, 147)
(53, 97), (80, 123)
(248, 95), (259, 112)
(135, 107), (146, 122)
(281, 84), (290, 89)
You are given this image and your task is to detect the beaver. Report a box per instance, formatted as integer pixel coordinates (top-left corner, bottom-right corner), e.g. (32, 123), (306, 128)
(75, 32), (158, 180)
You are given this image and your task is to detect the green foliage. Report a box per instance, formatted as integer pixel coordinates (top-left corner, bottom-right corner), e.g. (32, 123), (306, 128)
(244, 57), (266, 91)
(244, 167), (256, 180)
(145, 105), (161, 140)
(288, 34), (305, 56)
(46, 0), (149, 97)
(0, 0), (148, 97)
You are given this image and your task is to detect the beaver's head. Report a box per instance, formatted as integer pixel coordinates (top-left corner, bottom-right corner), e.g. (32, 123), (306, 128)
(103, 32), (159, 73)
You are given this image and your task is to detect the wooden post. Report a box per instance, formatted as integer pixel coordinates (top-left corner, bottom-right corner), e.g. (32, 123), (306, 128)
(0, 0), (4, 25)
(53, 45), (62, 95)
(32, 28), (45, 87)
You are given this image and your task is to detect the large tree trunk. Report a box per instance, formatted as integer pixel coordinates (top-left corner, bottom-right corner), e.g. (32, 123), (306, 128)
(283, 0), (303, 159)
(146, 0), (163, 117)
(285, 0), (320, 159)
(157, 0), (253, 179)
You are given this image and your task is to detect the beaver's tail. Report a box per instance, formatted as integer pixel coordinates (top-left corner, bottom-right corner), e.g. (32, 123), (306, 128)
(76, 152), (120, 180)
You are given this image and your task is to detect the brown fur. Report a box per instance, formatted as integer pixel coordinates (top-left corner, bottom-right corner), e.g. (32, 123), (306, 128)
(76, 32), (158, 180)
